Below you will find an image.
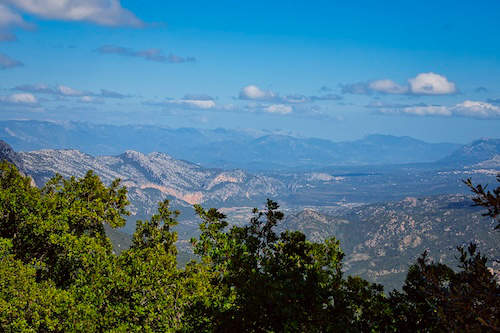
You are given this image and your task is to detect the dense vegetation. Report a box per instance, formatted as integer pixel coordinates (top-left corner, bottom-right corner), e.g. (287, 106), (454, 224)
(0, 161), (498, 332)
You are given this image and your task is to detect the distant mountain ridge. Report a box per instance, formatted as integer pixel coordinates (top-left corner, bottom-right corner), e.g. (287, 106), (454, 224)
(0, 120), (463, 170)
(439, 138), (500, 166)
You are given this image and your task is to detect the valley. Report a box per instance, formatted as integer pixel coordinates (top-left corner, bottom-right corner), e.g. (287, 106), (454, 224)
(1, 121), (499, 289)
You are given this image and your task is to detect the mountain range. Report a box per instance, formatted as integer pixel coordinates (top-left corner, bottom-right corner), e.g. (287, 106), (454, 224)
(0, 120), (463, 170)
(1, 134), (499, 230)
(0, 126), (498, 289)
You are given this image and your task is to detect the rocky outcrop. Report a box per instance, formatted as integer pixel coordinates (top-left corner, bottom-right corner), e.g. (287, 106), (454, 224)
(0, 140), (24, 170)
(12, 147), (286, 232)
(283, 195), (500, 290)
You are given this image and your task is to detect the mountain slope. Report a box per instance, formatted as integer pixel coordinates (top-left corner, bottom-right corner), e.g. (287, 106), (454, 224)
(282, 195), (500, 290)
(21, 149), (285, 205)
(15, 147), (285, 232)
(439, 138), (500, 166)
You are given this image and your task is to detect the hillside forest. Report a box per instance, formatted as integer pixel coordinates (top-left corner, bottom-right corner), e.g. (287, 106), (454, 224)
(0, 161), (499, 332)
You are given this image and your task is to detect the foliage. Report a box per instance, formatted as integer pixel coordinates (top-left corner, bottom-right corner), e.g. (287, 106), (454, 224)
(464, 173), (500, 229)
(190, 199), (393, 332)
(0, 162), (189, 331)
(0, 161), (498, 332)
(0, 161), (129, 287)
(0, 238), (74, 332)
(390, 243), (500, 331)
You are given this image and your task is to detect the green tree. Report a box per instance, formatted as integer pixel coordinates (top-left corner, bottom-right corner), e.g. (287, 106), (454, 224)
(392, 244), (500, 331)
(2, 160), (497, 332)
(190, 199), (390, 332)
(342, 276), (395, 332)
(390, 175), (500, 331)
(0, 238), (75, 332)
(102, 200), (185, 331)
(0, 162), (207, 331)
(0, 161), (130, 287)
(464, 173), (500, 229)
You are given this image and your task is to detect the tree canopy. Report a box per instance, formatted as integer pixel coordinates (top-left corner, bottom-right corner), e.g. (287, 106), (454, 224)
(0, 161), (498, 332)
(464, 174), (500, 229)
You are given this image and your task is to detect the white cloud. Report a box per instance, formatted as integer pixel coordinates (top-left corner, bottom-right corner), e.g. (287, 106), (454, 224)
(80, 96), (92, 102)
(239, 85), (276, 101)
(453, 100), (500, 118)
(57, 85), (83, 96)
(0, 92), (37, 104)
(265, 104), (293, 114)
(343, 73), (457, 96)
(179, 99), (216, 109)
(377, 100), (500, 119)
(242, 102), (331, 117)
(150, 96), (216, 110)
(368, 79), (408, 94)
(400, 105), (451, 116)
(408, 72), (456, 95)
(3, 0), (143, 27)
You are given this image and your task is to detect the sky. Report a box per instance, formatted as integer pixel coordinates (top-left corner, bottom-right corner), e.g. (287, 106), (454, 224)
(0, 0), (499, 143)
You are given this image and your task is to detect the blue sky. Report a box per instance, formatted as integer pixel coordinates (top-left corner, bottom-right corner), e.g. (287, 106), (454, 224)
(0, 0), (499, 143)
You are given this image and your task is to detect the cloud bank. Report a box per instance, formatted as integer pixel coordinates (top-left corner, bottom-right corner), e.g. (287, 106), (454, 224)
(0, 93), (38, 107)
(96, 45), (196, 63)
(14, 83), (84, 96)
(265, 104), (293, 114)
(239, 85), (341, 104)
(342, 72), (457, 96)
(0, 3), (31, 28)
(13, 83), (130, 102)
(239, 85), (276, 101)
(0, 3), (34, 41)
(3, 0), (143, 27)
(377, 100), (500, 119)
(146, 95), (217, 110)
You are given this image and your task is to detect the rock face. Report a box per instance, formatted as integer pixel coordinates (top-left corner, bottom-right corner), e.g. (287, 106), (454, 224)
(10, 147), (285, 232)
(283, 195), (500, 290)
(20, 149), (285, 204)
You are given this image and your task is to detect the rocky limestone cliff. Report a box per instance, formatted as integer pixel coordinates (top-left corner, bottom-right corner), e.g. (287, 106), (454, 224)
(10, 147), (287, 232)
